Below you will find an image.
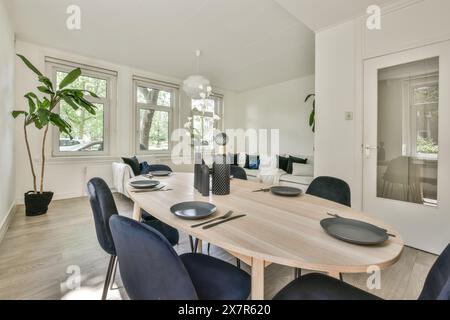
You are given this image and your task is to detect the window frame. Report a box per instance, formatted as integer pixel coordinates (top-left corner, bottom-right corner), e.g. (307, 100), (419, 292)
(402, 74), (439, 160)
(190, 94), (223, 149)
(134, 79), (177, 155)
(49, 62), (115, 157)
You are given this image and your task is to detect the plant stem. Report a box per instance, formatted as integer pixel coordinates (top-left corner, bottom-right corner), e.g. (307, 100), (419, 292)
(24, 121), (37, 193)
(40, 124), (50, 193)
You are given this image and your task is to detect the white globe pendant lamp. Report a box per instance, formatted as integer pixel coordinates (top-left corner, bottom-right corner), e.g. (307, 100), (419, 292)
(183, 50), (212, 99)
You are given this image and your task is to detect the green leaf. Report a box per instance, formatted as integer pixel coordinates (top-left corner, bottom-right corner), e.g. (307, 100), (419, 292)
(38, 76), (54, 91)
(37, 109), (50, 126)
(309, 111), (315, 127)
(17, 54), (43, 77)
(59, 68), (81, 89)
(38, 86), (53, 94)
(26, 96), (36, 114)
(61, 96), (80, 111)
(11, 110), (28, 118)
(49, 113), (73, 138)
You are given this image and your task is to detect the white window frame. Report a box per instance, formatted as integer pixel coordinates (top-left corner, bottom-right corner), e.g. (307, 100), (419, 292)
(402, 74), (439, 160)
(134, 79), (178, 155)
(191, 94), (224, 149)
(48, 60), (116, 157)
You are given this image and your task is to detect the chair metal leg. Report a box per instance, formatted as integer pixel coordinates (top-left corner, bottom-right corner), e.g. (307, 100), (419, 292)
(189, 235), (194, 253)
(207, 243), (211, 255)
(294, 268), (301, 278)
(109, 256), (118, 290)
(194, 238), (200, 253)
(236, 258), (241, 269)
(102, 255), (117, 300)
(340, 273), (343, 281)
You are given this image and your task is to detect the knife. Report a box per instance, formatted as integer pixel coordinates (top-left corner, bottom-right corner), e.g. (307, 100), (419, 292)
(202, 215), (246, 230)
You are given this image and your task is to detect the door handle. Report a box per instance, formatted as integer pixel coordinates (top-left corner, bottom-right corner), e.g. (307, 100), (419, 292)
(364, 145), (378, 157)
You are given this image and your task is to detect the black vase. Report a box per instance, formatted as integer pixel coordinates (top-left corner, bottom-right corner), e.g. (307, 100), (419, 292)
(24, 191), (54, 216)
(212, 155), (230, 196)
(200, 165), (210, 197)
(194, 153), (202, 190)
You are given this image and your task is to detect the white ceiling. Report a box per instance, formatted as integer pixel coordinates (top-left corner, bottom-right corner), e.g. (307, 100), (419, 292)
(5, 0), (315, 92)
(274, 0), (396, 32)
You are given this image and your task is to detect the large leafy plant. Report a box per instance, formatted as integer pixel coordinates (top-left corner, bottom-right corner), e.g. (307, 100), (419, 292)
(12, 55), (98, 194)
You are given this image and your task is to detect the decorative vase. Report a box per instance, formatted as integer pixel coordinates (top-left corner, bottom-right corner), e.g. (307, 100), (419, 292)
(200, 165), (210, 197)
(24, 191), (54, 216)
(212, 155), (230, 196)
(194, 152), (202, 190)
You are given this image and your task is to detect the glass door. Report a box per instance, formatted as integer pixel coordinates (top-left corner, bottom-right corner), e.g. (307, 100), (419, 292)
(363, 42), (450, 254)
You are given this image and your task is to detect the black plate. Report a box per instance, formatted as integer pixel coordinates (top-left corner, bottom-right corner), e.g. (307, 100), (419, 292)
(170, 201), (217, 220)
(320, 217), (389, 245)
(129, 180), (160, 189)
(270, 186), (303, 197)
(150, 170), (172, 177)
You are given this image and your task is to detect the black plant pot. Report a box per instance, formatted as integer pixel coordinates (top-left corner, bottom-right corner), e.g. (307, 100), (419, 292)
(24, 191), (54, 217)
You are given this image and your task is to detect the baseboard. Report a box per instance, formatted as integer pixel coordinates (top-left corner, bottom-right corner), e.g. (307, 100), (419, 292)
(0, 201), (17, 244)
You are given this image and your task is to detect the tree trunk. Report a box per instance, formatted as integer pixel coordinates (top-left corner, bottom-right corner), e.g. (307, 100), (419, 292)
(140, 89), (160, 150)
(24, 121), (37, 193)
(40, 124), (50, 193)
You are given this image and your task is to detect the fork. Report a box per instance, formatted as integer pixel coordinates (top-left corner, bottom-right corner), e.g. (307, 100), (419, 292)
(191, 210), (233, 228)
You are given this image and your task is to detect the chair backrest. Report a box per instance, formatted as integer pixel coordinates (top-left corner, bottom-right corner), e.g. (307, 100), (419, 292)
(231, 166), (248, 180)
(306, 176), (351, 207)
(419, 244), (450, 300)
(109, 215), (198, 300)
(87, 178), (118, 255)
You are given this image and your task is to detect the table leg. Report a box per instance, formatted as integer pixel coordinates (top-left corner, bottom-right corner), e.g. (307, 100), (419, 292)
(327, 271), (341, 280)
(132, 202), (141, 221)
(251, 258), (265, 300)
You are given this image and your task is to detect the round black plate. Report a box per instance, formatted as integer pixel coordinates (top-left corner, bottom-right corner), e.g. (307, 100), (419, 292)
(150, 170), (172, 177)
(320, 218), (389, 245)
(129, 180), (160, 189)
(270, 186), (303, 197)
(170, 201), (217, 220)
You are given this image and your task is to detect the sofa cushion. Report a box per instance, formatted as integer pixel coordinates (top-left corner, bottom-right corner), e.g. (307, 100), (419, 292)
(279, 174), (314, 186)
(122, 156), (141, 176)
(287, 156), (307, 174)
(291, 163), (314, 177)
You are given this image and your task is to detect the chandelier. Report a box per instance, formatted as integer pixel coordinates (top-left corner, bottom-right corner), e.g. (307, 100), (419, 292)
(183, 50), (212, 99)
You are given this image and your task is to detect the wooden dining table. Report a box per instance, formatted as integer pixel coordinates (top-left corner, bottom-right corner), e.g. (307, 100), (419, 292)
(127, 172), (404, 300)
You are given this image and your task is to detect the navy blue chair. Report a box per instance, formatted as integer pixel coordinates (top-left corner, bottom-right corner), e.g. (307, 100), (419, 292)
(306, 176), (351, 207)
(231, 166), (248, 181)
(275, 244), (450, 300)
(109, 215), (251, 300)
(87, 178), (179, 299)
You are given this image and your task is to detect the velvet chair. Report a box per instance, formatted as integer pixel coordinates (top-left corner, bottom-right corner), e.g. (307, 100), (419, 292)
(306, 176), (351, 207)
(109, 215), (251, 300)
(294, 176), (351, 279)
(231, 165), (248, 181)
(87, 178), (179, 299)
(275, 244), (450, 300)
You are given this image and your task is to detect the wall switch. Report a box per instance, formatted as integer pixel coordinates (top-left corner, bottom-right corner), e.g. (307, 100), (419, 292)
(345, 112), (353, 121)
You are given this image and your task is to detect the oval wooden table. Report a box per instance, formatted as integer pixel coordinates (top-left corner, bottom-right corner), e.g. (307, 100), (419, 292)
(127, 173), (404, 300)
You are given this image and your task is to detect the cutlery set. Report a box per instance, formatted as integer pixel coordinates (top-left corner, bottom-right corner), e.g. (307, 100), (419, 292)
(252, 188), (271, 193)
(191, 210), (246, 230)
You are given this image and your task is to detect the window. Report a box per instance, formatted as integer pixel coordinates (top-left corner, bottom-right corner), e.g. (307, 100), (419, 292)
(49, 59), (116, 156)
(191, 95), (223, 149)
(135, 80), (176, 153)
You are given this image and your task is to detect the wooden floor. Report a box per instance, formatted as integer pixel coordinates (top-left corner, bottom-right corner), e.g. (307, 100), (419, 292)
(0, 195), (437, 300)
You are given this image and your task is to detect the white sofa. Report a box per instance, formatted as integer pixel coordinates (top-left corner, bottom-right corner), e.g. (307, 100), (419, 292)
(243, 155), (314, 191)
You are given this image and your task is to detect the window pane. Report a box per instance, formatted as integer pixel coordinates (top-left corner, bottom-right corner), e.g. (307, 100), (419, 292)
(56, 71), (107, 98)
(59, 102), (104, 152)
(139, 109), (169, 151)
(137, 86), (171, 107)
(193, 115), (214, 147)
(192, 98), (215, 113)
(377, 57), (438, 206)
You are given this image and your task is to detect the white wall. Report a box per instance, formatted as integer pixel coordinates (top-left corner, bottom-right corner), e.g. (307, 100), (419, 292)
(0, 0), (16, 234)
(14, 40), (238, 203)
(314, 0), (450, 253)
(226, 75), (315, 156)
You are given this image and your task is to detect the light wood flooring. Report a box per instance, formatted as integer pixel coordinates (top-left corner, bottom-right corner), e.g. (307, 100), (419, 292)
(0, 195), (437, 300)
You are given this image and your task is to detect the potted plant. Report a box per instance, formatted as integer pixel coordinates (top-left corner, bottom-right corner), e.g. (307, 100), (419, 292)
(305, 93), (316, 133)
(12, 54), (98, 216)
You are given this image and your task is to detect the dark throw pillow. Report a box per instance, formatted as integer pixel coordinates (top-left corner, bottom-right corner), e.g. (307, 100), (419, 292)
(277, 155), (289, 172)
(287, 156), (307, 174)
(140, 161), (152, 175)
(122, 156), (141, 176)
(245, 155), (260, 170)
